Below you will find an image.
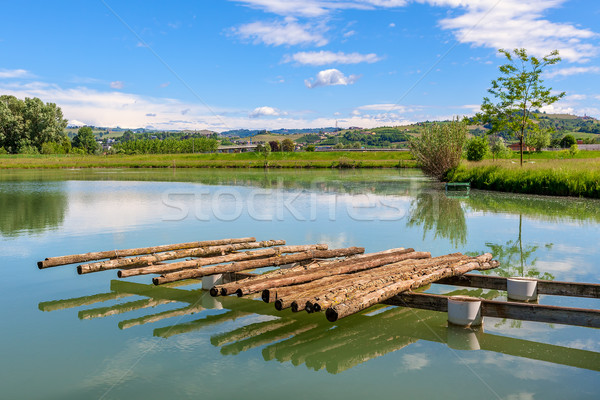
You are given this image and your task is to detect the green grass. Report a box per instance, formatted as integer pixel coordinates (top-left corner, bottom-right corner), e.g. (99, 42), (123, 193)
(0, 151), (416, 169)
(446, 158), (600, 198)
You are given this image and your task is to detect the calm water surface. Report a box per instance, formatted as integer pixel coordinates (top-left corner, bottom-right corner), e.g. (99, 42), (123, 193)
(0, 168), (598, 399)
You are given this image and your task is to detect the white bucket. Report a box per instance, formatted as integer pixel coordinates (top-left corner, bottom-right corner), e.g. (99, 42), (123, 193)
(506, 277), (538, 301)
(202, 274), (223, 290)
(447, 296), (482, 327)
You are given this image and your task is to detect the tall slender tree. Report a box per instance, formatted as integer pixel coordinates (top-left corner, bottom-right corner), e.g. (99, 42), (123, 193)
(477, 49), (565, 166)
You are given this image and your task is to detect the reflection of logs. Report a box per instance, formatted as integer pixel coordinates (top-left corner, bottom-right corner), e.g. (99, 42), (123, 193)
(78, 240), (285, 274)
(78, 298), (173, 320)
(38, 237), (256, 268)
(153, 310), (251, 338)
(220, 322), (318, 356)
(119, 304), (206, 329)
(224, 250), (430, 298)
(326, 255), (498, 321)
(119, 244), (328, 278)
(39, 291), (130, 312)
(210, 318), (297, 347)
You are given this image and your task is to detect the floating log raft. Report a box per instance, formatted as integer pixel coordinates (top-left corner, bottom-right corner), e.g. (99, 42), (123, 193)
(38, 237), (256, 268)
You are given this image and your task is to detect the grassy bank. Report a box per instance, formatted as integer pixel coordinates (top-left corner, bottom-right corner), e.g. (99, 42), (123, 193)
(0, 151), (416, 169)
(446, 158), (600, 198)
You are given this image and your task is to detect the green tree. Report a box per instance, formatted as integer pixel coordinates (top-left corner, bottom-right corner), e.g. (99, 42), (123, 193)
(569, 144), (579, 158)
(281, 138), (295, 152)
(489, 135), (509, 161)
(409, 119), (467, 179)
(259, 142), (271, 167)
(72, 126), (99, 154)
(305, 144), (316, 152)
(476, 48), (565, 166)
(121, 130), (135, 142)
(559, 134), (576, 148)
(525, 128), (551, 152)
(465, 136), (488, 161)
(268, 140), (281, 152)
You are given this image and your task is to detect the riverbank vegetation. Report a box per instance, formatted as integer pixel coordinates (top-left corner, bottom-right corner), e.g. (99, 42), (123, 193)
(446, 159), (600, 198)
(0, 151), (416, 169)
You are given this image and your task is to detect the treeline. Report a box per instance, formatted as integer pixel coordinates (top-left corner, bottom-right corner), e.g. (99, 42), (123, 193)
(119, 130), (218, 142)
(320, 130), (409, 147)
(0, 95), (69, 154)
(114, 137), (218, 154)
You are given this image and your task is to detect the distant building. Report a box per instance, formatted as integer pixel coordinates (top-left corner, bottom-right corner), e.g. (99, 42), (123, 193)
(508, 143), (535, 152)
(217, 144), (258, 153)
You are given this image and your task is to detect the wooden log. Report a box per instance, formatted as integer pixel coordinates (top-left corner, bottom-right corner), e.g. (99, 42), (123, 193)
(210, 319), (297, 347)
(39, 291), (131, 312)
(222, 248), (413, 296)
(155, 246), (364, 286)
(231, 251), (431, 297)
(38, 237), (256, 268)
(121, 244), (327, 278)
(386, 292), (600, 328)
(307, 254), (471, 312)
(78, 240), (285, 274)
(326, 256), (498, 321)
(436, 274), (600, 299)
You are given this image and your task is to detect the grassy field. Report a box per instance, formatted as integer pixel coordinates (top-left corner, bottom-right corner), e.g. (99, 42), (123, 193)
(0, 151), (416, 169)
(447, 158), (600, 198)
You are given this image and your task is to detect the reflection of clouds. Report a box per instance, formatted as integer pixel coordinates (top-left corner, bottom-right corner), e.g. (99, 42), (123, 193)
(506, 393), (535, 400)
(465, 352), (561, 381)
(557, 338), (600, 352)
(311, 232), (349, 250)
(534, 257), (596, 281)
(400, 353), (430, 371)
(552, 243), (597, 255)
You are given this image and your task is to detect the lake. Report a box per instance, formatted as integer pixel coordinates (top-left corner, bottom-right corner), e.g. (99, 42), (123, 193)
(0, 168), (598, 399)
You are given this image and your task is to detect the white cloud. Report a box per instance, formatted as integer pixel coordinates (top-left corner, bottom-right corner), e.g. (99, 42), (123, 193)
(0, 69), (30, 79)
(435, 0), (598, 63)
(249, 106), (285, 118)
(400, 353), (430, 371)
(305, 68), (359, 88)
(285, 50), (381, 65)
(389, 22), (396, 28)
(545, 66), (600, 78)
(234, 18), (328, 46)
(343, 30), (356, 37)
(232, 1), (598, 63)
(110, 81), (124, 89)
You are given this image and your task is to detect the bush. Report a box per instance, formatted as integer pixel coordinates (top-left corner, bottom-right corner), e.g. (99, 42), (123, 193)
(560, 134), (576, 148)
(489, 136), (510, 160)
(569, 144), (579, 158)
(19, 145), (39, 155)
(0, 147), (8, 155)
(409, 119), (467, 179)
(465, 136), (489, 161)
(305, 144), (315, 152)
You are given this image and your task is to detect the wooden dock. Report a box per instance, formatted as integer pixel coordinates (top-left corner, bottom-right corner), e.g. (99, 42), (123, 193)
(38, 236), (600, 327)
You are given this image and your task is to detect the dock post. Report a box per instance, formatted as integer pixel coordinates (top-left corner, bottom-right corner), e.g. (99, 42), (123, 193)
(447, 296), (482, 327)
(506, 277), (538, 301)
(202, 274), (223, 290)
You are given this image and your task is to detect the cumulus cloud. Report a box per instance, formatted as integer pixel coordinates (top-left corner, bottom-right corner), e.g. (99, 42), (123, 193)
(110, 81), (124, 89)
(249, 106), (285, 118)
(0, 69), (30, 79)
(545, 66), (600, 78)
(232, 0), (598, 62)
(234, 18), (328, 46)
(285, 50), (381, 65)
(305, 69), (359, 88)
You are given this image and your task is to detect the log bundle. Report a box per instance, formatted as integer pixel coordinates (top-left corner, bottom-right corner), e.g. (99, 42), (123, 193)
(38, 237), (499, 322)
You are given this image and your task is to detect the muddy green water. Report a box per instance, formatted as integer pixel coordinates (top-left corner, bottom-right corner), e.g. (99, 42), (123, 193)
(0, 168), (598, 399)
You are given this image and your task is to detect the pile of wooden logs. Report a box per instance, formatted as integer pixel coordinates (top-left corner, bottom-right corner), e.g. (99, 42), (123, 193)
(38, 237), (499, 322)
(209, 248), (498, 321)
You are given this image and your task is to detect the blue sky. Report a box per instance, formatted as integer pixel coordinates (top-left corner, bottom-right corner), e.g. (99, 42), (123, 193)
(1, 0), (599, 131)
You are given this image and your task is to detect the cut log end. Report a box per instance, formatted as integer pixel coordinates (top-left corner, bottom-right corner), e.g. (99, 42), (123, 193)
(274, 299), (284, 311)
(76, 266), (84, 275)
(152, 277), (161, 285)
(37, 261), (45, 269)
(117, 270), (124, 278)
(261, 290), (270, 303)
(235, 289), (244, 297)
(312, 303), (322, 312)
(325, 308), (338, 322)
(209, 287), (220, 297)
(305, 303), (313, 313)
(290, 302), (299, 313)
